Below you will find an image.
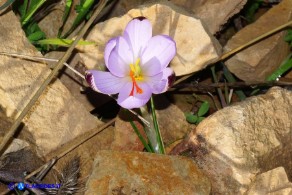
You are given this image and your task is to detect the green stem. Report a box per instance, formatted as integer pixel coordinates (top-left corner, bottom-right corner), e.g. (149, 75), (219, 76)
(130, 121), (153, 153)
(140, 106), (159, 153)
(150, 97), (165, 154)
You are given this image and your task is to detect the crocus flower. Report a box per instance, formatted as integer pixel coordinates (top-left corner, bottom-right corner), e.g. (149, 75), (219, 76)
(85, 17), (176, 109)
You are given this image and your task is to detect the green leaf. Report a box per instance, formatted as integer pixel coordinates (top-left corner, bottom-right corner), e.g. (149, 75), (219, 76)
(198, 101), (210, 117)
(196, 117), (205, 124)
(37, 38), (96, 47)
(62, 0), (95, 38)
(284, 29), (292, 45)
(185, 113), (198, 124)
(243, 0), (263, 23)
(27, 31), (45, 42)
(0, 0), (16, 11)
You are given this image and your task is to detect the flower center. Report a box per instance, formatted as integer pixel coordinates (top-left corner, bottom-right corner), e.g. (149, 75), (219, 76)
(129, 58), (143, 96)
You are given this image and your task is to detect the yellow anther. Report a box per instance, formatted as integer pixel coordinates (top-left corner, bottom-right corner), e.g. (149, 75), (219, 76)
(129, 58), (143, 79)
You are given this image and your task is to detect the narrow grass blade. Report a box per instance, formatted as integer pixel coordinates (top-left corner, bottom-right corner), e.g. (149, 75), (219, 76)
(21, 0), (46, 26)
(62, 0), (94, 38)
(130, 121), (153, 153)
(266, 54), (292, 81)
(223, 64), (246, 100)
(19, 0), (29, 19)
(150, 97), (165, 154)
(224, 81), (230, 105)
(37, 38), (95, 47)
(58, 0), (73, 37)
(0, 0), (16, 10)
(140, 106), (160, 153)
(250, 54), (292, 95)
(211, 65), (227, 108)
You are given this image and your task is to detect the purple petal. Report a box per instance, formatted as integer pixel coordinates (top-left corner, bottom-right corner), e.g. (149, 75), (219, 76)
(140, 35), (176, 76)
(124, 17), (152, 60)
(117, 82), (152, 109)
(108, 36), (133, 77)
(146, 68), (175, 94)
(104, 38), (117, 68)
(85, 70), (127, 95)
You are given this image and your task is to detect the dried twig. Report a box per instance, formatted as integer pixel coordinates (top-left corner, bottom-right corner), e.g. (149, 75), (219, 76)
(171, 80), (292, 91)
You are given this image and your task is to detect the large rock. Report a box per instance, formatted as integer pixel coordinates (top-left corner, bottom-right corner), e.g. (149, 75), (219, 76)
(246, 167), (292, 195)
(0, 5), (102, 156)
(171, 0), (247, 34)
(108, 0), (247, 34)
(176, 87), (292, 194)
(85, 150), (211, 194)
(79, 1), (221, 76)
(225, 0), (292, 82)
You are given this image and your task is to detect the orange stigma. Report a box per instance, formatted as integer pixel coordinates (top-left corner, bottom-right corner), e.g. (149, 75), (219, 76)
(129, 71), (143, 96)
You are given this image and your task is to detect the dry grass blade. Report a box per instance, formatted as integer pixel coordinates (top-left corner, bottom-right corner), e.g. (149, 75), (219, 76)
(0, 0), (108, 155)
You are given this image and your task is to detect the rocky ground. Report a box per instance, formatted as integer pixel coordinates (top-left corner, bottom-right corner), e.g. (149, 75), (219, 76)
(0, 0), (292, 194)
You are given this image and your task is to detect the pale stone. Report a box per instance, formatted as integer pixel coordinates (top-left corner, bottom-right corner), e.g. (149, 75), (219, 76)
(45, 51), (112, 112)
(246, 167), (292, 195)
(225, 0), (292, 82)
(85, 150), (211, 194)
(78, 1), (222, 76)
(0, 7), (102, 156)
(2, 139), (30, 155)
(182, 87), (292, 194)
(171, 0), (247, 34)
(108, 0), (247, 34)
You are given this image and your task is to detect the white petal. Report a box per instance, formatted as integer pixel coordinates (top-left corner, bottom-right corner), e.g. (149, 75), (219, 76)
(124, 17), (152, 60)
(146, 68), (175, 94)
(104, 38), (117, 68)
(117, 82), (152, 109)
(140, 35), (176, 76)
(85, 70), (127, 95)
(108, 36), (133, 77)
